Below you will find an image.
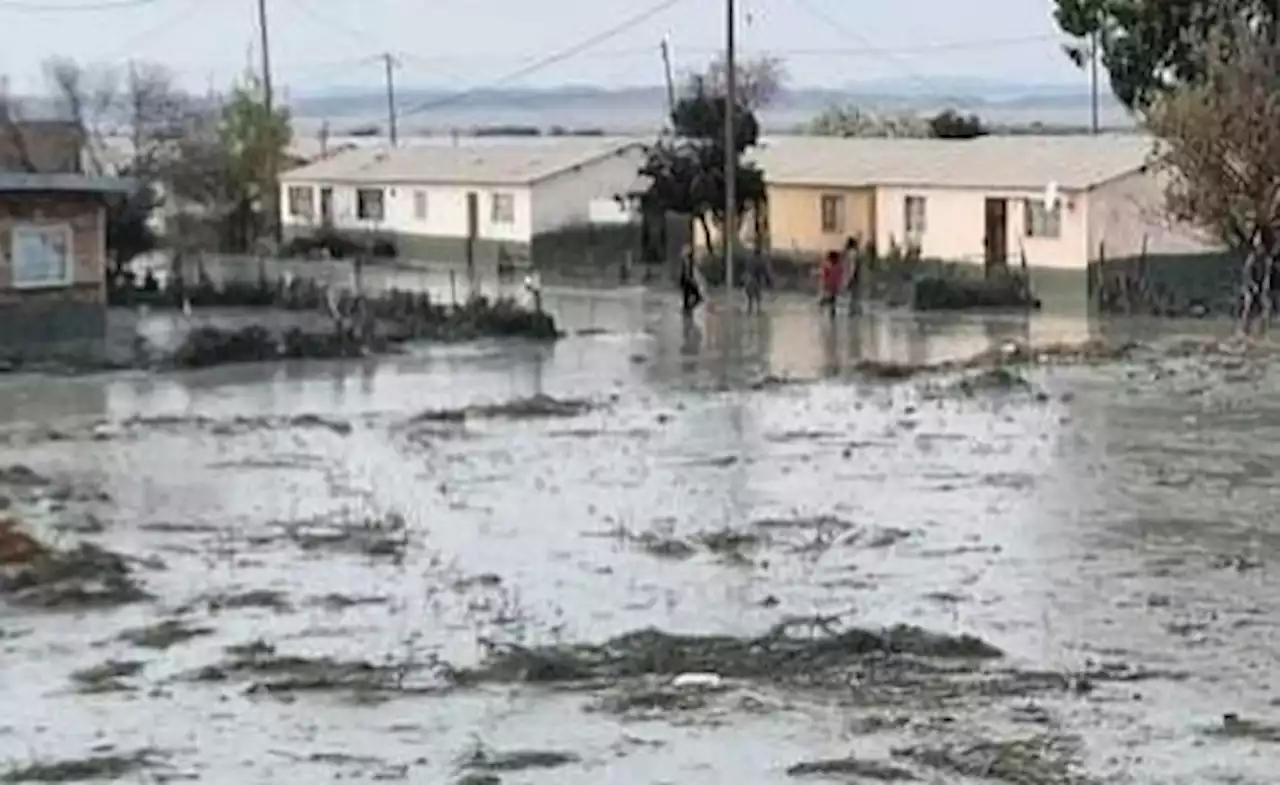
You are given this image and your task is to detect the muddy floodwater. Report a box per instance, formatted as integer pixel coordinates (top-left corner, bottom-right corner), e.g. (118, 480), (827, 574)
(1, 289), (1277, 784)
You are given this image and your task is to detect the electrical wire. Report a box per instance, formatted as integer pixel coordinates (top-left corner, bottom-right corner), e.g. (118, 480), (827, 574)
(396, 0), (687, 119)
(0, 0), (166, 11)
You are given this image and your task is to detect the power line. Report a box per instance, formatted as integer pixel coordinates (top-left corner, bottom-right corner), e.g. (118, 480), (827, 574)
(787, 0), (987, 108)
(396, 0), (687, 120)
(0, 0), (165, 11)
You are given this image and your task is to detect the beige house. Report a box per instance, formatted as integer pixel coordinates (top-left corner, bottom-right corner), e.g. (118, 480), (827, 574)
(753, 134), (1180, 267)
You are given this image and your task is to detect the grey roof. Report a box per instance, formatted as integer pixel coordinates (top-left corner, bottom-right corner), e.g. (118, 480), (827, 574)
(751, 133), (1154, 191)
(0, 172), (135, 195)
(280, 136), (646, 186)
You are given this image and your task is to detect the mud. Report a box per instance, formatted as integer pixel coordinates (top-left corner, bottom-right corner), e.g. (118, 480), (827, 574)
(0, 537), (150, 609)
(1, 750), (161, 783)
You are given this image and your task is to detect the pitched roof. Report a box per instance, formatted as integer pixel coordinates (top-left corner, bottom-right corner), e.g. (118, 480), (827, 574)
(752, 133), (1154, 191)
(0, 172), (134, 195)
(280, 136), (645, 186)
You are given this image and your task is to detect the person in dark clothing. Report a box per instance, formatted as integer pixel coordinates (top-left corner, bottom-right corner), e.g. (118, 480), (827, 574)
(679, 247), (704, 314)
(744, 253), (771, 313)
(844, 236), (862, 315)
(819, 250), (843, 318)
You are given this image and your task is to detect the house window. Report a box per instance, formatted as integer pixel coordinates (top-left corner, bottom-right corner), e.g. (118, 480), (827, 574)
(819, 194), (844, 234)
(490, 193), (515, 224)
(286, 185), (314, 219)
(413, 190), (428, 221)
(10, 224), (73, 289)
(1025, 199), (1062, 238)
(356, 187), (385, 221)
(904, 195), (927, 236)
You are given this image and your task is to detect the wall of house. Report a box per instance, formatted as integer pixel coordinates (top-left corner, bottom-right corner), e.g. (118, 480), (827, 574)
(0, 192), (107, 354)
(764, 185), (877, 256)
(1085, 168), (1235, 314)
(529, 145), (646, 234)
(874, 185), (1089, 269)
(280, 181), (533, 240)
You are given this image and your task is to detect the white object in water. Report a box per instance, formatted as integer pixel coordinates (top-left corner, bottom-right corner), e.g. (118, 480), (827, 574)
(671, 672), (722, 690)
(181, 298), (192, 318)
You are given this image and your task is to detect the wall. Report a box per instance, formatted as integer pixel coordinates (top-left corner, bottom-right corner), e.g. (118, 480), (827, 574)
(280, 180), (534, 243)
(875, 185), (1089, 269)
(530, 144), (646, 234)
(764, 185), (876, 256)
(1085, 168), (1236, 314)
(0, 192), (107, 353)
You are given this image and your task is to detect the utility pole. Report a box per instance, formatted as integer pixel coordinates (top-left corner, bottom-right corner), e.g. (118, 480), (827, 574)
(1089, 30), (1099, 134)
(257, 0), (281, 245)
(723, 0), (737, 294)
(660, 36), (676, 122)
(382, 52), (399, 146)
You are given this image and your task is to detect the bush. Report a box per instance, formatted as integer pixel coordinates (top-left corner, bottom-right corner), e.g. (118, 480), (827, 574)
(914, 273), (1040, 311)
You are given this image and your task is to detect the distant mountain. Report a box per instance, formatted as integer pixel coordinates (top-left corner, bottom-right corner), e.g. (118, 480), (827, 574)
(285, 82), (1129, 136)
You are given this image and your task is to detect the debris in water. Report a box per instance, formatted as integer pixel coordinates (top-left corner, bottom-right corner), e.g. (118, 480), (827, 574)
(951, 367), (1033, 396)
(453, 619), (1003, 688)
(892, 735), (1094, 785)
(276, 513), (409, 559)
(1211, 713), (1280, 743)
(0, 525), (150, 609)
(119, 619), (214, 650)
(1, 749), (163, 783)
(187, 640), (444, 697)
(409, 394), (596, 423)
(459, 743), (579, 773)
(69, 659), (145, 693)
(786, 756), (918, 780)
(0, 465), (51, 488)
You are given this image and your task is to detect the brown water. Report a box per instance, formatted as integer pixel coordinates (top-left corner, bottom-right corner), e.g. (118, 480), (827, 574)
(0, 291), (1277, 784)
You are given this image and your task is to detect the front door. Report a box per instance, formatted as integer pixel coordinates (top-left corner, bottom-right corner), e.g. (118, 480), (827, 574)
(319, 187), (333, 226)
(984, 198), (1008, 269)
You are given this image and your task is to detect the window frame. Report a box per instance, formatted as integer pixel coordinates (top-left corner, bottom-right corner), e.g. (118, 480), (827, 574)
(490, 192), (515, 225)
(1024, 199), (1062, 239)
(10, 223), (74, 290)
(904, 195), (927, 236)
(355, 187), (385, 222)
(819, 194), (845, 234)
(286, 185), (314, 219)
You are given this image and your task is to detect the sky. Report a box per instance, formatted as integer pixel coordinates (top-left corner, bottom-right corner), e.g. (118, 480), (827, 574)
(0, 0), (1087, 96)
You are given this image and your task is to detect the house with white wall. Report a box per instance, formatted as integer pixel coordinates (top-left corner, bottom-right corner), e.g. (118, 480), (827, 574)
(278, 136), (646, 265)
(752, 133), (1218, 311)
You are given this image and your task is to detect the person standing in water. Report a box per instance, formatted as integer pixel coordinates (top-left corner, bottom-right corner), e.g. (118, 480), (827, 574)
(679, 246), (704, 315)
(744, 253), (771, 313)
(844, 236), (863, 315)
(819, 250), (844, 318)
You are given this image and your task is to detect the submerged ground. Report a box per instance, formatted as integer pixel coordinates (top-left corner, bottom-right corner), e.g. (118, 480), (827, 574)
(0, 288), (1277, 784)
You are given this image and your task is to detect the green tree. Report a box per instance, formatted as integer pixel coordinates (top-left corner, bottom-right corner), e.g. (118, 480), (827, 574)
(638, 69), (769, 267)
(219, 74), (291, 251)
(928, 108), (987, 139)
(1053, 0), (1279, 111)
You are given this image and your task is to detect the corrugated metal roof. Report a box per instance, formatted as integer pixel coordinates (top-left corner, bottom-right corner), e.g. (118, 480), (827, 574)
(0, 173), (134, 194)
(280, 136), (646, 186)
(751, 133), (1154, 191)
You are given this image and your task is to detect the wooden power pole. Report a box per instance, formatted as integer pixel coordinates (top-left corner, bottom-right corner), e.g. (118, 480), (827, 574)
(257, 0), (281, 246)
(383, 53), (399, 146)
(723, 0), (737, 293)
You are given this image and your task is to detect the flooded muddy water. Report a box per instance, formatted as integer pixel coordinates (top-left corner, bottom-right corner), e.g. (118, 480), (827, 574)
(0, 291), (1277, 784)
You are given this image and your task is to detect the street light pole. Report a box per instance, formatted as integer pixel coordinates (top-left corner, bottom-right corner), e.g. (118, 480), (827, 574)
(723, 0), (737, 294)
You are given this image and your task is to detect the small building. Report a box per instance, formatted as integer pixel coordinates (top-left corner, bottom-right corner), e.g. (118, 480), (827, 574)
(750, 133), (1207, 310)
(278, 136), (647, 266)
(1, 121), (133, 359)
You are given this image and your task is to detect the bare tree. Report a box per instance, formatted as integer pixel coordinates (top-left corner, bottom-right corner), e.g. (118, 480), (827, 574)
(1144, 18), (1280, 333)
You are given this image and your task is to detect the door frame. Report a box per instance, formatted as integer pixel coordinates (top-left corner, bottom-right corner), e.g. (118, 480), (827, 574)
(983, 197), (1008, 268)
